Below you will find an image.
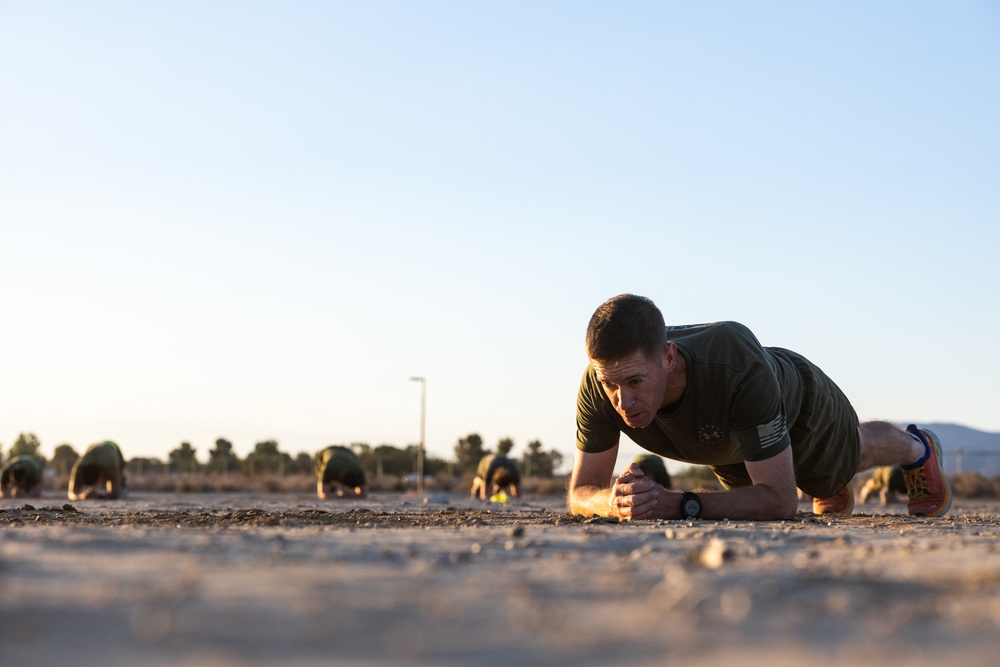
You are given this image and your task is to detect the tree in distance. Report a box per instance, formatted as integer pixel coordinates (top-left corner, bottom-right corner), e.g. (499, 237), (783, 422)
(496, 437), (515, 456)
(523, 439), (563, 479)
(168, 441), (199, 474)
(9, 433), (45, 465)
(208, 438), (239, 474)
(454, 433), (487, 474)
(50, 444), (80, 476)
(245, 440), (292, 476)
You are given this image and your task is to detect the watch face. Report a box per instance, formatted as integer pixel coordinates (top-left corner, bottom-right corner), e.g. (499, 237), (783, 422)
(682, 497), (701, 518)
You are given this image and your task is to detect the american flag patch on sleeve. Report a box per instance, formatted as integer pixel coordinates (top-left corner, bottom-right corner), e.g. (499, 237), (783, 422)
(757, 414), (787, 449)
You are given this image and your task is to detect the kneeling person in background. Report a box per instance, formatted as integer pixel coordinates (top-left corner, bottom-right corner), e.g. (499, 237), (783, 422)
(859, 465), (907, 505)
(69, 441), (126, 500)
(1, 456), (43, 498)
(634, 454), (672, 490)
(471, 454), (521, 501)
(316, 446), (368, 499)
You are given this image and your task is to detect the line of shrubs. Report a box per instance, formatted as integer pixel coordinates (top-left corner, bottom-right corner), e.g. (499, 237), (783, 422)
(43, 471), (571, 496)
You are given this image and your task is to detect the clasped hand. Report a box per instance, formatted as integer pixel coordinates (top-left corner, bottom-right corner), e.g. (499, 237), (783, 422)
(610, 462), (676, 521)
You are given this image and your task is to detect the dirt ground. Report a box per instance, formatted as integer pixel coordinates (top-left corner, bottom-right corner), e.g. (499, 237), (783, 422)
(3, 492), (1000, 667)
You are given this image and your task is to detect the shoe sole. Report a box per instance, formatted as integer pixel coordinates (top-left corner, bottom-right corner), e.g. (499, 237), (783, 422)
(813, 488), (854, 515)
(912, 428), (952, 517)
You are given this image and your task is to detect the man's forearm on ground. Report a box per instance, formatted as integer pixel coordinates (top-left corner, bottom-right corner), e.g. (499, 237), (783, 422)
(696, 483), (798, 520)
(567, 484), (613, 517)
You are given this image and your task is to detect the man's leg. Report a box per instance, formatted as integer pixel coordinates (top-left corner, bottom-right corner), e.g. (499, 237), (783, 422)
(857, 421), (925, 471)
(812, 421), (903, 516)
(858, 420), (951, 516)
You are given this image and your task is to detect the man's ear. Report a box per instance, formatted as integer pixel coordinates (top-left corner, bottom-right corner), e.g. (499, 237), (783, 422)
(662, 342), (677, 369)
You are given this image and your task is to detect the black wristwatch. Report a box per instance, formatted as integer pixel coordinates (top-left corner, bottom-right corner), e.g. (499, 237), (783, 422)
(680, 492), (703, 519)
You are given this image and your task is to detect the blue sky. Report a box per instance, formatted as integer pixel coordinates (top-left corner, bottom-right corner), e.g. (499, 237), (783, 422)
(2, 2), (998, 470)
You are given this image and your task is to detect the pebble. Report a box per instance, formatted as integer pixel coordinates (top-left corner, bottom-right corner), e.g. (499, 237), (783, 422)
(700, 538), (731, 569)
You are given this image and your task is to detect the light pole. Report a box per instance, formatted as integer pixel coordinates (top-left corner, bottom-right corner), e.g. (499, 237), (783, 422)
(409, 376), (426, 493)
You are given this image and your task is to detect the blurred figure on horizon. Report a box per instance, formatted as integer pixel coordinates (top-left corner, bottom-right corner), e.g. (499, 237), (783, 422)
(859, 465), (907, 505)
(315, 445), (368, 498)
(68, 441), (126, 500)
(471, 453), (521, 501)
(0, 455), (43, 498)
(634, 454), (672, 490)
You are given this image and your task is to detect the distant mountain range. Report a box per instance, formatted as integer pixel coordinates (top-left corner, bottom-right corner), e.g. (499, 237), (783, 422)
(920, 423), (1000, 476)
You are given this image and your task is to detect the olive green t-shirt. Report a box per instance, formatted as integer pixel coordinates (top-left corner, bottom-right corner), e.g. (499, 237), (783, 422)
(315, 446), (366, 486)
(71, 441), (125, 482)
(576, 321), (860, 498)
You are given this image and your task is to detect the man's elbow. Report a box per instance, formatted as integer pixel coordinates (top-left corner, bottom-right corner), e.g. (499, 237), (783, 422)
(776, 500), (798, 519)
(772, 490), (799, 519)
(565, 486), (580, 514)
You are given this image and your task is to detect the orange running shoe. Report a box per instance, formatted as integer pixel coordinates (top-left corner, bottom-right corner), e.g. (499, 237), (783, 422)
(903, 425), (952, 517)
(813, 484), (854, 515)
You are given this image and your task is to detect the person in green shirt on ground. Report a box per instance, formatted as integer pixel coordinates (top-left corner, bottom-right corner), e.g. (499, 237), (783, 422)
(634, 454), (672, 490)
(569, 294), (952, 521)
(859, 465), (907, 505)
(68, 441), (126, 500)
(315, 446), (368, 499)
(470, 453), (521, 501)
(0, 456), (43, 498)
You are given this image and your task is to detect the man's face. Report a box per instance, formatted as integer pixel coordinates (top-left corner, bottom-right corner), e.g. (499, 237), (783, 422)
(591, 347), (671, 429)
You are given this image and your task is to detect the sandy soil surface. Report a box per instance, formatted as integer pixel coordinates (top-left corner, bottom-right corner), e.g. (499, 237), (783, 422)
(3, 492), (1000, 667)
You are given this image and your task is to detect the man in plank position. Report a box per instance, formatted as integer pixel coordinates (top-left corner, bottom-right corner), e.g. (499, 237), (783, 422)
(1, 456), (43, 498)
(68, 441), (126, 500)
(315, 445), (368, 499)
(859, 465), (908, 505)
(470, 453), (521, 501)
(569, 294), (951, 521)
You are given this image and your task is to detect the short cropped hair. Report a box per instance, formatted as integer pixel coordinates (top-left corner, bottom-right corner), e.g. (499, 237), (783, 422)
(491, 467), (512, 488)
(585, 294), (668, 362)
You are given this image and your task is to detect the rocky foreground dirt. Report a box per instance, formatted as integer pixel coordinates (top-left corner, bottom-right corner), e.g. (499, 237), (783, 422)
(2, 493), (1000, 666)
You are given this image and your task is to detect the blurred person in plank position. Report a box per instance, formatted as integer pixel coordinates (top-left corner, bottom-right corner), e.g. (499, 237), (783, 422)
(68, 441), (126, 500)
(0, 456), (43, 498)
(470, 453), (521, 501)
(569, 294), (952, 521)
(315, 445), (368, 498)
(859, 465), (907, 505)
(634, 454), (672, 490)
